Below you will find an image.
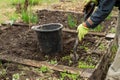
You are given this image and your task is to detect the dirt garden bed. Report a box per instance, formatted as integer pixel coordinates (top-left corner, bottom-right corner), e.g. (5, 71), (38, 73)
(0, 10), (117, 80)
(37, 9), (117, 33)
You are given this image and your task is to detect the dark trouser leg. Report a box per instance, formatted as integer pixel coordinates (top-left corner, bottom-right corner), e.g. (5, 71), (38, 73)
(105, 10), (120, 80)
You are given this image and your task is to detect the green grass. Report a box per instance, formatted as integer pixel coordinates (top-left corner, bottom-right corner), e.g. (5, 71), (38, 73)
(10, 0), (59, 5)
(29, 0), (40, 5)
(21, 11), (30, 23)
(0, 0), (15, 23)
(21, 10), (38, 24)
(11, 0), (40, 5)
(0, 0), (54, 24)
(39, 0), (59, 4)
(10, 0), (24, 5)
(0, 0), (80, 24)
(9, 13), (20, 23)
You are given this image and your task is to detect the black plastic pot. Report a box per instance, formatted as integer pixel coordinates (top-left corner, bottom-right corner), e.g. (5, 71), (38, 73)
(32, 23), (63, 54)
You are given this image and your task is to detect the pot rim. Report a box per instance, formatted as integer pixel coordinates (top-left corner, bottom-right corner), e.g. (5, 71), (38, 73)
(31, 23), (63, 32)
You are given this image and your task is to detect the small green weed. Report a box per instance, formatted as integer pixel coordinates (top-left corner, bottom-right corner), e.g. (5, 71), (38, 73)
(60, 71), (79, 80)
(93, 25), (103, 32)
(109, 27), (116, 33)
(39, 66), (49, 73)
(62, 56), (71, 61)
(87, 56), (93, 63)
(62, 56), (72, 66)
(78, 61), (95, 69)
(0, 69), (7, 77)
(98, 43), (106, 51)
(67, 14), (77, 28)
(49, 60), (58, 65)
(78, 55), (96, 69)
(34, 66), (49, 73)
(79, 46), (89, 52)
(111, 44), (117, 53)
(106, 13), (112, 20)
(110, 44), (118, 61)
(12, 73), (20, 80)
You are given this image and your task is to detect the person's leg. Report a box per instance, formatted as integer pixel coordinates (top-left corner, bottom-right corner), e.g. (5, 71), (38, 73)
(105, 10), (120, 80)
(105, 47), (120, 80)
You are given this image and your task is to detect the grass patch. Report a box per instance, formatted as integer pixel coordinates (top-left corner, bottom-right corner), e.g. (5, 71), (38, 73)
(0, 0), (15, 23)
(9, 12), (20, 24)
(39, 0), (59, 4)
(11, 0), (40, 5)
(10, 0), (59, 6)
(21, 10), (38, 24)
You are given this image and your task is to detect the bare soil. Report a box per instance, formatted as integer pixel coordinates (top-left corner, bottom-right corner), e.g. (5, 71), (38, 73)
(37, 10), (117, 32)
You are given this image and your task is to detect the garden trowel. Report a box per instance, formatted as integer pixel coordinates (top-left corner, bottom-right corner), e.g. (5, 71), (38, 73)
(71, 2), (96, 61)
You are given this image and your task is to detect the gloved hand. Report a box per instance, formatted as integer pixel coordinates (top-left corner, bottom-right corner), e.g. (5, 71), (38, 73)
(77, 24), (89, 41)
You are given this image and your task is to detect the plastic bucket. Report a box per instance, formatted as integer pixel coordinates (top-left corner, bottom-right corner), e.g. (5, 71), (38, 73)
(32, 23), (63, 54)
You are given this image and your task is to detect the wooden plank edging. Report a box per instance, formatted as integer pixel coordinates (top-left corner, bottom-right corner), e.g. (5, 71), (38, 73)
(0, 54), (94, 78)
(62, 28), (106, 37)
